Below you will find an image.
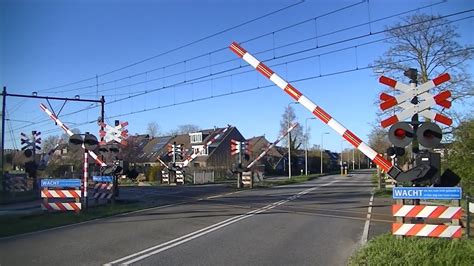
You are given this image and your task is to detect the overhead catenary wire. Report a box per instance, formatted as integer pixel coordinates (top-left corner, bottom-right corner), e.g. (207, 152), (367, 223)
(34, 46), (473, 137)
(44, 0), (444, 96)
(38, 0), (307, 93)
(11, 10), (473, 134)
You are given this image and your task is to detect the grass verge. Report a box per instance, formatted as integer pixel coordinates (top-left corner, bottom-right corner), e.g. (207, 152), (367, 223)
(349, 233), (474, 265)
(0, 200), (144, 238)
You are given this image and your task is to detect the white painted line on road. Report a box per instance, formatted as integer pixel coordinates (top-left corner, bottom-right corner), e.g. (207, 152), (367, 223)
(360, 191), (374, 245)
(105, 180), (338, 265)
(206, 190), (243, 200)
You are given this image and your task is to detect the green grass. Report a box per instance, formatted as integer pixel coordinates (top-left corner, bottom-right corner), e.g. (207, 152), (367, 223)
(374, 188), (393, 198)
(0, 200), (144, 237)
(349, 233), (474, 265)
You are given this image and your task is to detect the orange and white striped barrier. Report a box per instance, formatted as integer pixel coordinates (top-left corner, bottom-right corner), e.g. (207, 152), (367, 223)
(229, 42), (395, 176)
(41, 189), (81, 198)
(392, 223), (462, 238)
(392, 204), (462, 219)
(41, 179), (82, 212)
(42, 202), (82, 212)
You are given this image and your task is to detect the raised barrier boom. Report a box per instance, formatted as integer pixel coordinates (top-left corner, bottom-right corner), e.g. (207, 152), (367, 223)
(229, 42), (394, 176)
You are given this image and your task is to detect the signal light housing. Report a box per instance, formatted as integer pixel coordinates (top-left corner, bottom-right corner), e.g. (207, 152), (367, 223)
(388, 122), (413, 148)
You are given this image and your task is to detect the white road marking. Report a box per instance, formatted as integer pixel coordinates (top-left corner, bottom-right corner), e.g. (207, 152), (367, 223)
(105, 180), (338, 265)
(360, 191), (374, 245)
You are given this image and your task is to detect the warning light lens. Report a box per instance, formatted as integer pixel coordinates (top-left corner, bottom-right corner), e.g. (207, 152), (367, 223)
(394, 128), (406, 138)
(423, 130), (434, 139)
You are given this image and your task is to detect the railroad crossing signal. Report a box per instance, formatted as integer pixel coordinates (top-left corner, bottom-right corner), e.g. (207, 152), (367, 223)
(230, 139), (249, 156)
(167, 142), (183, 160)
(379, 73), (452, 128)
(99, 121), (129, 146)
(21, 131), (41, 157)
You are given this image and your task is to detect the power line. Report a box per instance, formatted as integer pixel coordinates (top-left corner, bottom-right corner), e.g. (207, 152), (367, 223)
(39, 0), (307, 93)
(30, 46), (474, 138)
(44, 0), (443, 96)
(10, 9), (473, 133)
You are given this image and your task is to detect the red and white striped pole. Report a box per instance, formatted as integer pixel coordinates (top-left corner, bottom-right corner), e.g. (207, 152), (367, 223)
(247, 123), (298, 169)
(83, 150), (88, 210)
(229, 42), (396, 176)
(39, 103), (107, 167)
(181, 126), (231, 167)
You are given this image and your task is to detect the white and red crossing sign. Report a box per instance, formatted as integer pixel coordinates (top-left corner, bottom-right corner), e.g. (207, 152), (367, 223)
(230, 139), (249, 156)
(379, 73), (452, 128)
(99, 121), (129, 146)
(21, 131), (41, 151)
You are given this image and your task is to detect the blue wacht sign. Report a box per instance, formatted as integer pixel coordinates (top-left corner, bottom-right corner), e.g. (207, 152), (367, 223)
(41, 179), (82, 188)
(92, 176), (114, 182)
(393, 187), (462, 200)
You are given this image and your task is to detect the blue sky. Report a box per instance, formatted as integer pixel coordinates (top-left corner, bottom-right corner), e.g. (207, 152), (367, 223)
(1, 0), (473, 153)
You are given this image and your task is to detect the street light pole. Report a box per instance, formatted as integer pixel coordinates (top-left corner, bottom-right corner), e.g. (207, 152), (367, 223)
(305, 117), (316, 176)
(287, 102), (299, 179)
(320, 132), (329, 175)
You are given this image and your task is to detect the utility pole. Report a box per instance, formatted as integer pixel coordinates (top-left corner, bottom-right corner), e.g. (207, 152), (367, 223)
(1, 87), (6, 191)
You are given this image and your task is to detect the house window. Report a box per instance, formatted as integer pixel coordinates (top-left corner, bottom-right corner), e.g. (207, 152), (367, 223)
(189, 133), (202, 144)
(192, 145), (208, 156)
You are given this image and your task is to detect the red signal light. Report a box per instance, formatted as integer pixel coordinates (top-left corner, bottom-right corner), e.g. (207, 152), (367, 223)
(394, 128), (406, 139)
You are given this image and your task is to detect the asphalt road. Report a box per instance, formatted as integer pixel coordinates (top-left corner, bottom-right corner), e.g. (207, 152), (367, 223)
(0, 170), (392, 266)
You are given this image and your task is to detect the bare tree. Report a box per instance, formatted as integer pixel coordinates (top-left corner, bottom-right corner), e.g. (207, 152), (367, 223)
(279, 105), (304, 150)
(177, 124), (200, 134)
(373, 14), (473, 131)
(146, 122), (160, 138)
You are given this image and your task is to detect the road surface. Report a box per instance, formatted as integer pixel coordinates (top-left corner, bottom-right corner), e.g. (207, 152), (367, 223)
(0, 170), (391, 265)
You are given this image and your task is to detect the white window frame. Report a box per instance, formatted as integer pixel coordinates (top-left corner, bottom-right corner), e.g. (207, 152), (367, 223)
(189, 132), (203, 144)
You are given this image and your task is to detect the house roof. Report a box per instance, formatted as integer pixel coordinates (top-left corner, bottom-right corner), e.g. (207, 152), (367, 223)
(247, 135), (283, 158)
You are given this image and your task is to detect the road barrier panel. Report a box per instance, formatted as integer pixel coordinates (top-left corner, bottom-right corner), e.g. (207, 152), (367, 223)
(242, 171), (253, 188)
(391, 187), (462, 239)
(176, 170), (185, 185)
(92, 176), (114, 203)
(40, 179), (82, 212)
(161, 170), (170, 184)
(5, 173), (29, 192)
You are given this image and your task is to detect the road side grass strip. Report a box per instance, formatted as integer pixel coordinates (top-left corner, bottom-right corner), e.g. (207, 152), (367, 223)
(0, 201), (143, 237)
(349, 233), (474, 266)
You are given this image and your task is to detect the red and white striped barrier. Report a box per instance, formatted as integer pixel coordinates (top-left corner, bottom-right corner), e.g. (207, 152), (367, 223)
(93, 183), (114, 199)
(41, 189), (81, 198)
(242, 171), (253, 188)
(39, 103), (107, 167)
(229, 42), (393, 174)
(393, 204), (462, 219)
(176, 170), (185, 185)
(162, 170), (170, 184)
(182, 126), (231, 167)
(41, 202), (82, 212)
(247, 123), (298, 169)
(392, 223), (462, 238)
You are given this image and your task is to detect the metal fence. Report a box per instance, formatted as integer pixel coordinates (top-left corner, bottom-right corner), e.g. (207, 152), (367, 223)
(193, 171), (214, 184)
